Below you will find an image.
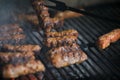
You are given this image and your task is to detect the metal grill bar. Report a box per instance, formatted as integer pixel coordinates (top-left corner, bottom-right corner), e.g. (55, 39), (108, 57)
(62, 19), (105, 79)
(58, 12), (119, 79)
(75, 16), (120, 77)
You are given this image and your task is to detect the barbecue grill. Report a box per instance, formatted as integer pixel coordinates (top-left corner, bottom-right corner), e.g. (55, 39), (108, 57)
(0, 0), (120, 80)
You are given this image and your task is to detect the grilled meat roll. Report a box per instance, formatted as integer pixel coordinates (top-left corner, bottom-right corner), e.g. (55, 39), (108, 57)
(97, 29), (120, 49)
(48, 44), (87, 68)
(0, 30), (23, 39)
(52, 17), (64, 28)
(32, 0), (63, 32)
(32, 0), (47, 15)
(0, 24), (22, 32)
(0, 24), (25, 42)
(0, 52), (35, 66)
(45, 29), (78, 37)
(44, 36), (77, 47)
(3, 60), (45, 78)
(32, 0), (51, 31)
(2, 44), (41, 52)
(0, 34), (25, 42)
(0, 28), (23, 35)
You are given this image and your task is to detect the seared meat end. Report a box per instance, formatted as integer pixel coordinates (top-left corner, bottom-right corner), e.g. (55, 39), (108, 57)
(32, 0), (63, 32)
(45, 29), (78, 37)
(0, 52), (35, 66)
(0, 24), (25, 41)
(0, 34), (25, 41)
(0, 24), (22, 32)
(97, 29), (120, 49)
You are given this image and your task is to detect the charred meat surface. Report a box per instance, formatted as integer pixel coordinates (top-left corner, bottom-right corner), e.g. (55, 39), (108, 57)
(0, 24), (23, 37)
(32, 0), (50, 30)
(18, 14), (64, 29)
(0, 24), (25, 42)
(0, 34), (25, 41)
(32, 0), (63, 32)
(2, 44), (41, 52)
(48, 44), (87, 68)
(45, 29), (78, 37)
(44, 36), (78, 47)
(3, 60), (45, 78)
(32, 0), (46, 14)
(0, 52), (35, 66)
(0, 44), (43, 79)
(0, 24), (22, 32)
(97, 29), (120, 49)
(52, 17), (64, 28)
(18, 72), (44, 80)
(0, 28), (23, 36)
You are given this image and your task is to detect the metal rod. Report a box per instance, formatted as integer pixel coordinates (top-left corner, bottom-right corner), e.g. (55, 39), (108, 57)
(67, 7), (120, 24)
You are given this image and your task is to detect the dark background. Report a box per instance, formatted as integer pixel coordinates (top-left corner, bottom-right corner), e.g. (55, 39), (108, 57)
(0, 0), (120, 25)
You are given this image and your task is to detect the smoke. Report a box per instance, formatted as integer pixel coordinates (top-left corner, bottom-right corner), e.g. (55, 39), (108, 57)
(0, 0), (33, 25)
(0, 0), (119, 25)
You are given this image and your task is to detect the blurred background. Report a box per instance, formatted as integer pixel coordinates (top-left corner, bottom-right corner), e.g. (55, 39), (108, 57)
(45, 0), (120, 7)
(0, 0), (119, 25)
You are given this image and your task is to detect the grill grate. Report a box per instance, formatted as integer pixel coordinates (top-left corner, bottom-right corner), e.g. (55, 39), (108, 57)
(1, 3), (120, 80)
(22, 4), (120, 80)
(37, 4), (120, 80)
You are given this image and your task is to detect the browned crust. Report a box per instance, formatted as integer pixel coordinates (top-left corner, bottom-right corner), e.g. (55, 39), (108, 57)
(3, 44), (41, 52)
(0, 24), (25, 42)
(18, 10), (83, 26)
(0, 24), (22, 32)
(0, 28), (23, 35)
(48, 44), (87, 68)
(32, 0), (51, 32)
(45, 29), (78, 37)
(32, 0), (64, 32)
(97, 29), (120, 49)
(44, 36), (78, 47)
(0, 52), (35, 66)
(3, 60), (45, 78)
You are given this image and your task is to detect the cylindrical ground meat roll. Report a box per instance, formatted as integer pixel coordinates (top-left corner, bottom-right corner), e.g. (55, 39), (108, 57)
(48, 44), (87, 68)
(97, 29), (120, 49)
(3, 60), (45, 78)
